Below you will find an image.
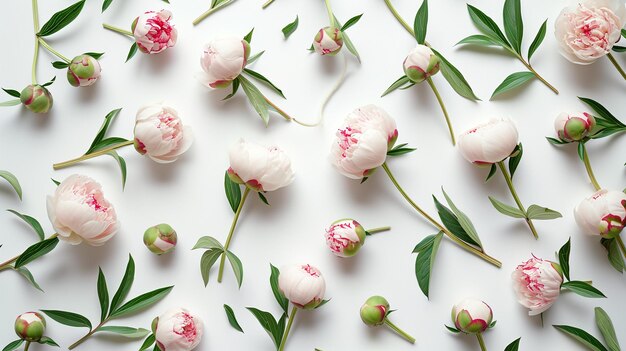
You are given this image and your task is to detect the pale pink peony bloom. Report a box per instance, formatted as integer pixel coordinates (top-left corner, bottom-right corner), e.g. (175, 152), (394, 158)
(132, 10), (178, 54)
(227, 139), (294, 192)
(457, 118), (519, 165)
(575, 189), (626, 238)
(512, 256), (563, 316)
(199, 36), (250, 88)
(555, 0), (626, 64)
(133, 104), (194, 164)
(154, 308), (204, 351)
(325, 219), (366, 257)
(554, 112), (596, 141)
(46, 175), (119, 246)
(278, 264), (326, 309)
(343, 105), (398, 148)
(313, 26), (343, 56)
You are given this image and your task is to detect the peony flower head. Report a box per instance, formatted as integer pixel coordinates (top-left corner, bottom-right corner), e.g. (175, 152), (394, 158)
(313, 26), (344, 56)
(20, 84), (53, 114)
(555, 0), (626, 64)
(451, 298), (493, 334)
(227, 139), (294, 192)
(554, 112), (596, 142)
(144, 223), (178, 255)
(278, 264), (326, 309)
(512, 256), (564, 316)
(325, 219), (366, 257)
(67, 54), (101, 87)
(457, 118), (519, 165)
(403, 44), (440, 83)
(153, 308), (204, 351)
(14, 312), (46, 342)
(133, 103), (194, 164)
(343, 105), (398, 149)
(199, 36), (250, 89)
(132, 10), (177, 54)
(575, 189), (626, 239)
(360, 295), (389, 326)
(47, 174), (119, 246)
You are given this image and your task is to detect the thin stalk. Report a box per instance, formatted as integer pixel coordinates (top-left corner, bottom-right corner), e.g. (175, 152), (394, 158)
(261, 0), (275, 9)
(264, 97), (293, 121)
(68, 320), (107, 350)
(496, 161), (538, 239)
(516, 53), (558, 94)
(38, 38), (71, 63)
(607, 53), (626, 81)
(217, 188), (251, 283)
(324, 0), (335, 26)
(617, 236), (626, 258)
(192, 0), (233, 25)
(366, 226), (391, 234)
(381, 163), (502, 267)
(102, 24), (133, 37)
(580, 142), (601, 191)
(426, 77), (455, 145)
(0, 234), (59, 270)
(384, 318), (415, 344)
(53, 140), (133, 170)
(24, 341), (31, 351)
(383, 0), (415, 37)
(476, 333), (487, 351)
(277, 306), (298, 351)
(31, 0), (40, 84)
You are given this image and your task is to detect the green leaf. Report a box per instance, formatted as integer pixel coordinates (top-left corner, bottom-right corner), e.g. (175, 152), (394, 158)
(2, 88), (21, 98)
(126, 43), (138, 62)
(96, 326), (150, 338)
(561, 281), (606, 298)
(41, 310), (92, 329)
(200, 248), (223, 286)
(558, 238), (571, 281)
(526, 205), (562, 220)
(102, 0), (113, 12)
(601, 238), (625, 273)
(413, 0), (428, 44)
(224, 171), (242, 213)
(238, 75), (270, 126)
(2, 340), (23, 351)
(413, 232), (443, 298)
(247, 51), (265, 65)
(456, 34), (502, 47)
(445, 325), (460, 333)
(622, 29), (626, 38)
(224, 304), (244, 333)
(246, 308), (283, 348)
(0, 99), (21, 106)
(107, 151), (127, 189)
(613, 46), (626, 52)
(0, 171), (22, 200)
(86, 108), (122, 154)
(243, 28), (254, 44)
(7, 210), (44, 240)
(193, 236), (224, 250)
(432, 196), (481, 247)
(15, 267), (43, 292)
(341, 14), (363, 32)
(83, 52), (104, 59)
(41, 76), (56, 87)
(491, 71), (535, 99)
(577, 141), (585, 162)
(334, 15), (360, 62)
(138, 334), (155, 351)
(258, 192), (269, 205)
(594, 307), (620, 351)
(38, 0), (86, 37)
(110, 254), (135, 312)
(15, 237), (60, 268)
(226, 250), (244, 288)
(52, 61), (70, 69)
(270, 264), (288, 313)
(432, 49), (480, 101)
(110, 286), (174, 318)
(222, 77), (240, 100)
(546, 137), (569, 145)
(90, 137), (130, 152)
(554, 325), (609, 351)
(441, 189), (483, 248)
(38, 336), (59, 346)
(503, 0), (523, 54)
(243, 68), (285, 98)
(387, 143), (417, 156)
(381, 75), (412, 97)
(579, 97), (625, 129)
(488, 196), (526, 218)
(485, 164), (497, 182)
(508, 143), (523, 178)
(282, 16), (299, 39)
(97, 267), (109, 322)
(466, 4), (510, 46)
(528, 20), (547, 60)
(504, 338), (521, 351)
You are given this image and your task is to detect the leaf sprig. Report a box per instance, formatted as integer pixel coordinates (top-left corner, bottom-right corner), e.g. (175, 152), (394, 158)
(3, 335), (59, 351)
(0, 170), (22, 200)
(558, 239), (606, 299)
(554, 307), (620, 351)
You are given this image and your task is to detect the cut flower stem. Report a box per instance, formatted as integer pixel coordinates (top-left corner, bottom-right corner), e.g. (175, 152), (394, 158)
(384, 318), (415, 344)
(217, 188), (251, 283)
(102, 24), (133, 37)
(53, 140), (134, 170)
(496, 161), (538, 239)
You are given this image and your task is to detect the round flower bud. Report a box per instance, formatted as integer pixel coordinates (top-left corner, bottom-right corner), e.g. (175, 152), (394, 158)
(133, 104), (194, 163)
(20, 84), (53, 114)
(512, 257), (563, 316)
(344, 105), (398, 149)
(457, 118), (519, 165)
(554, 112), (596, 142)
(153, 308), (204, 351)
(278, 264), (326, 309)
(451, 298), (493, 334)
(325, 219), (366, 257)
(228, 139), (294, 192)
(144, 223), (177, 255)
(132, 10), (177, 54)
(575, 189), (626, 239)
(360, 295), (389, 326)
(403, 45), (440, 83)
(199, 36), (250, 89)
(313, 26), (343, 56)
(14, 312), (46, 342)
(67, 54), (102, 87)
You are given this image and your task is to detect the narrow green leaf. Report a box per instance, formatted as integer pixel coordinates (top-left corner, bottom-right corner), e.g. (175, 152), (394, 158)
(200, 248), (223, 286)
(138, 334), (156, 351)
(445, 325), (460, 333)
(0, 171), (22, 200)
(243, 68), (285, 98)
(594, 307), (620, 351)
(432, 196), (481, 247)
(86, 108), (122, 154)
(341, 14), (363, 32)
(276, 313), (287, 342)
(579, 97), (625, 128)
(282, 16), (299, 39)
(258, 192), (270, 205)
(15, 267), (43, 292)
(83, 52), (104, 59)
(224, 171), (242, 213)
(7, 210), (44, 240)
(270, 264), (288, 313)
(107, 151), (127, 189)
(432, 49), (480, 101)
(554, 325), (609, 351)
(38, 336), (58, 346)
(485, 164), (497, 182)
(2, 88), (20, 98)
(381, 75), (412, 97)
(224, 304), (244, 333)
(0, 99), (21, 106)
(243, 28), (254, 44)
(110, 286), (174, 318)
(488, 196), (526, 218)
(546, 137), (569, 145)
(38, 0), (86, 37)
(413, 0), (428, 44)
(222, 77), (240, 100)
(247, 51), (265, 65)
(527, 205), (562, 220)
(334, 15), (360, 62)
(561, 281), (606, 298)
(601, 238), (625, 273)
(193, 236), (224, 250)
(504, 338), (521, 351)
(238, 75), (270, 126)
(386, 143), (416, 156)
(413, 232), (443, 298)
(456, 34), (502, 47)
(51, 61), (70, 69)
(503, 0), (523, 54)
(508, 143), (523, 178)
(41, 310), (92, 329)
(15, 237), (59, 268)
(613, 45), (626, 52)
(466, 4), (510, 46)
(110, 254), (135, 312)
(96, 326), (150, 338)
(528, 20), (547, 60)
(102, 0), (113, 12)
(246, 308), (282, 348)
(558, 238), (571, 281)
(90, 137), (130, 152)
(226, 250), (244, 288)
(577, 141), (585, 162)
(126, 43), (138, 62)
(51, 178), (60, 186)
(441, 189), (483, 248)
(2, 340), (23, 351)
(491, 71), (535, 99)
(41, 76), (56, 87)
(97, 268), (109, 322)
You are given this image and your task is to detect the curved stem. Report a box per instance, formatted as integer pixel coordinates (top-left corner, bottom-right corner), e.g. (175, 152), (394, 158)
(53, 140), (133, 170)
(261, 0), (275, 9)
(607, 53), (626, 81)
(517, 55), (559, 94)
(102, 24), (133, 37)
(24, 341), (31, 351)
(580, 142), (601, 191)
(383, 0), (415, 37)
(366, 226), (391, 234)
(324, 0), (335, 26)
(381, 163), (502, 267)
(617, 235), (626, 258)
(68, 320), (107, 350)
(426, 77), (455, 145)
(0, 234), (58, 270)
(264, 97), (293, 121)
(476, 333), (487, 351)
(217, 188), (251, 283)
(192, 0), (233, 25)
(277, 306), (298, 351)
(31, 0), (40, 84)
(384, 318), (415, 344)
(496, 161), (538, 239)
(38, 38), (71, 63)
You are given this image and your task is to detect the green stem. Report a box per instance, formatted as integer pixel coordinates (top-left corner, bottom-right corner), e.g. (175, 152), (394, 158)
(383, 0), (415, 37)
(0, 234), (59, 270)
(31, 0), (40, 84)
(24, 341), (31, 351)
(384, 318), (415, 344)
(426, 77), (456, 145)
(38, 38), (71, 63)
(381, 163), (502, 267)
(607, 53), (626, 81)
(476, 333), (487, 351)
(217, 188), (251, 283)
(324, 0), (335, 26)
(53, 140), (133, 170)
(496, 161), (538, 239)
(277, 306), (298, 351)
(261, 0), (275, 9)
(516, 54), (559, 94)
(68, 320), (107, 350)
(192, 0), (233, 25)
(580, 142), (601, 191)
(102, 23), (133, 37)
(264, 96), (293, 121)
(617, 235), (626, 258)
(366, 226), (391, 234)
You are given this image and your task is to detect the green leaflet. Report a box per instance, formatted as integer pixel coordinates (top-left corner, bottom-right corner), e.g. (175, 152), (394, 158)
(504, 338), (521, 351)
(600, 238), (625, 273)
(109, 286), (174, 318)
(441, 189), (483, 249)
(528, 20), (547, 60)
(226, 250), (244, 288)
(594, 307), (620, 351)
(466, 4), (510, 46)
(0, 171), (22, 200)
(508, 143), (523, 179)
(126, 43), (138, 62)
(2, 339), (24, 351)
(200, 248), (223, 286)
(431, 49), (480, 101)
(503, 0), (523, 54)
(193, 236), (225, 250)
(456, 34), (502, 47)
(102, 0), (113, 12)
(41, 310), (92, 329)
(382, 75), (412, 97)
(224, 171), (242, 213)
(488, 196), (525, 218)
(96, 326), (150, 338)
(554, 325), (609, 351)
(238, 75), (270, 126)
(15, 267), (43, 292)
(413, 0), (428, 44)
(526, 205), (562, 220)
(282, 16), (299, 39)
(413, 232), (443, 298)
(491, 71), (535, 99)
(558, 238), (571, 281)
(14, 237), (60, 268)
(341, 14), (363, 32)
(432, 195), (481, 248)
(270, 264), (289, 313)
(243, 68), (285, 98)
(110, 254), (135, 312)
(561, 281), (606, 298)
(7, 210), (44, 240)
(97, 268), (109, 322)
(246, 308), (285, 349)
(224, 304), (244, 333)
(38, 0), (86, 37)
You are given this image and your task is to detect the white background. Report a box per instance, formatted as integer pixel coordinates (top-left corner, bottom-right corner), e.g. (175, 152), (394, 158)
(1, 0), (625, 350)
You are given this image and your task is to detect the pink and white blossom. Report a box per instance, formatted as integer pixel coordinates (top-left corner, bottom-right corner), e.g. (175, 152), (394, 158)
(227, 139), (294, 192)
(403, 45), (440, 83)
(554, 112), (596, 141)
(324, 219), (366, 257)
(132, 10), (178, 54)
(133, 104), (194, 163)
(313, 26), (343, 56)
(198, 36), (250, 88)
(451, 298), (493, 334)
(153, 308), (203, 351)
(457, 118), (519, 165)
(343, 105), (398, 148)
(575, 189), (626, 238)
(278, 264), (326, 309)
(512, 256), (563, 316)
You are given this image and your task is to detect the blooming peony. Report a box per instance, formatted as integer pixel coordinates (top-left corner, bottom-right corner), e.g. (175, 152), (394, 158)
(132, 10), (178, 54)
(575, 189), (626, 238)
(133, 104), (194, 163)
(457, 118), (519, 164)
(278, 264), (326, 309)
(512, 257), (563, 315)
(199, 36), (250, 88)
(227, 139), (294, 192)
(153, 308), (204, 351)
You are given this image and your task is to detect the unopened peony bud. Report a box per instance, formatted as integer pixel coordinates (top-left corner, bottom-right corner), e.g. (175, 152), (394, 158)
(228, 139), (294, 192)
(554, 112), (596, 142)
(512, 257), (563, 315)
(403, 45), (440, 83)
(360, 295), (389, 326)
(153, 308), (203, 351)
(451, 299), (493, 334)
(325, 219), (366, 257)
(14, 312), (46, 342)
(133, 104), (194, 163)
(575, 189), (626, 239)
(457, 118), (519, 165)
(20, 85), (53, 113)
(67, 55), (102, 87)
(144, 223), (177, 255)
(199, 36), (250, 89)
(313, 26), (343, 56)
(278, 264), (326, 309)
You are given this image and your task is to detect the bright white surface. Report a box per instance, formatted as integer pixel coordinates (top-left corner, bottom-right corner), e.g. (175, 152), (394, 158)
(1, 0), (625, 350)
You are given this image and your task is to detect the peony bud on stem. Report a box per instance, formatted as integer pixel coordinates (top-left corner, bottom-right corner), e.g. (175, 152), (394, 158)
(496, 161), (539, 239)
(217, 188), (251, 283)
(102, 23), (133, 37)
(426, 77), (455, 145)
(579, 142), (601, 191)
(366, 226), (391, 235)
(324, 0), (336, 26)
(24, 341), (31, 351)
(476, 333), (487, 351)
(384, 318), (416, 344)
(607, 53), (626, 81)
(277, 306), (297, 351)
(53, 140), (134, 170)
(37, 38), (71, 63)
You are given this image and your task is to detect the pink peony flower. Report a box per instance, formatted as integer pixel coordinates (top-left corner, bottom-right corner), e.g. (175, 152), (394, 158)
(227, 139), (294, 192)
(575, 189), (626, 238)
(457, 118), (519, 165)
(512, 256), (563, 315)
(198, 36), (250, 88)
(132, 10), (178, 54)
(343, 105), (398, 148)
(153, 308), (204, 351)
(324, 219), (366, 257)
(313, 26), (343, 56)
(278, 264), (326, 309)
